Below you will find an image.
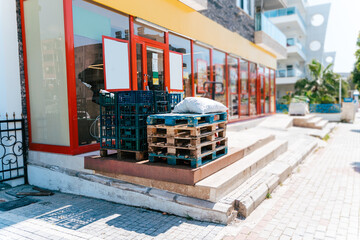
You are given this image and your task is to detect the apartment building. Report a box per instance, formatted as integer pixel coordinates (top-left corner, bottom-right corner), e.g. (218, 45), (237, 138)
(261, 0), (335, 100)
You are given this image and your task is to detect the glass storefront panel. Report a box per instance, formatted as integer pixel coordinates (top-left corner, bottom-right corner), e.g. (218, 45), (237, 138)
(134, 22), (164, 43)
(193, 44), (210, 97)
(249, 62), (257, 115)
(169, 34), (192, 97)
(270, 69), (276, 113)
(265, 68), (270, 113)
(240, 59), (249, 116)
(23, 0), (70, 146)
(212, 50), (226, 106)
(228, 56), (239, 119)
(259, 66), (265, 114)
(72, 0), (129, 145)
(146, 47), (164, 91)
(136, 43), (143, 90)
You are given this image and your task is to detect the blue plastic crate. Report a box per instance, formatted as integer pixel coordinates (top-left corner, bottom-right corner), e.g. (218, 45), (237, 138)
(169, 93), (183, 110)
(119, 126), (147, 139)
(118, 103), (153, 115)
(118, 91), (153, 104)
(119, 138), (148, 151)
(99, 92), (117, 107)
(118, 114), (148, 127)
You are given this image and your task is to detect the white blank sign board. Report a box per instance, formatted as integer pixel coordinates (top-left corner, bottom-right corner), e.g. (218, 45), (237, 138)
(103, 38), (130, 90)
(169, 52), (183, 90)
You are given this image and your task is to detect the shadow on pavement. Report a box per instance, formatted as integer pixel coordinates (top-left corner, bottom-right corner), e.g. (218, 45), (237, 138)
(350, 129), (360, 133)
(0, 185), (220, 238)
(351, 162), (360, 174)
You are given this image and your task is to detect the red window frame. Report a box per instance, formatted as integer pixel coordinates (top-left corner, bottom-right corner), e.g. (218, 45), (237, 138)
(21, 0), (277, 154)
(169, 50), (184, 92)
(102, 36), (132, 92)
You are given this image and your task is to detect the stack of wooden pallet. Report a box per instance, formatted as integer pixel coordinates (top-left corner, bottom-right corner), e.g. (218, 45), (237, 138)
(147, 112), (228, 168)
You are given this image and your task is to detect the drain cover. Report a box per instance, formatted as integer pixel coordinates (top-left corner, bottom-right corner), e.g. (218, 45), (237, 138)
(0, 197), (39, 211)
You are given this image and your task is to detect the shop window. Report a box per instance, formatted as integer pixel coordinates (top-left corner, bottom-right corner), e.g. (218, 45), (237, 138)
(193, 44), (210, 97)
(212, 50), (226, 106)
(134, 22), (165, 43)
(265, 68), (270, 113)
(240, 59), (249, 116)
(259, 66), (265, 114)
(228, 56), (239, 119)
(249, 62), (257, 115)
(72, 0), (129, 146)
(169, 34), (192, 97)
(23, 0), (70, 146)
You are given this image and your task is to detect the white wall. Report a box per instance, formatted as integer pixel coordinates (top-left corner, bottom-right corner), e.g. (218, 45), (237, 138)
(0, 0), (22, 118)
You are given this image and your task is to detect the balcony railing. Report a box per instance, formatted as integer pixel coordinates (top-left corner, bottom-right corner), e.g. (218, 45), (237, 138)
(255, 13), (287, 47)
(276, 68), (304, 78)
(287, 38), (306, 54)
(264, 7), (306, 30)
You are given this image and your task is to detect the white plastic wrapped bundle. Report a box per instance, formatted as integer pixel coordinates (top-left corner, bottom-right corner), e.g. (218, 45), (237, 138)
(173, 97), (228, 114)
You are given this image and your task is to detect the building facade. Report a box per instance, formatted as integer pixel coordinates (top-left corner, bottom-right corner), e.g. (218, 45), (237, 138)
(16, 0), (286, 158)
(263, 0), (336, 100)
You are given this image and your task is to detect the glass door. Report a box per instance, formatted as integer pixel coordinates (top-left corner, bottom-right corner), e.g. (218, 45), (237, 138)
(146, 46), (164, 91)
(134, 42), (165, 91)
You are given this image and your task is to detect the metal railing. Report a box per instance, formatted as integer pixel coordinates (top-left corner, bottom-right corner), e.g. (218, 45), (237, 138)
(264, 7), (306, 30)
(255, 13), (287, 47)
(0, 113), (27, 183)
(276, 68), (304, 78)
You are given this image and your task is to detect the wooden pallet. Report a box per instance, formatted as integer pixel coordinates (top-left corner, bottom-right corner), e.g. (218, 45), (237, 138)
(100, 149), (147, 161)
(147, 112), (227, 127)
(148, 129), (226, 147)
(148, 137), (228, 158)
(148, 146), (228, 168)
(147, 121), (227, 138)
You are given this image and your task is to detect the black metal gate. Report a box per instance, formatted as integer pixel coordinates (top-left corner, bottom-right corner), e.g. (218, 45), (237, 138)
(0, 114), (27, 183)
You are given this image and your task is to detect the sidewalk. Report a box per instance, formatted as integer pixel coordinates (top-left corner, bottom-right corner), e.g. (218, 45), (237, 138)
(220, 114), (360, 240)
(0, 114), (359, 240)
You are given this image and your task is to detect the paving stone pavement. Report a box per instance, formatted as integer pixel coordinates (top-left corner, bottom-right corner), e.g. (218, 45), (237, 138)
(220, 116), (360, 240)
(0, 114), (359, 240)
(0, 188), (225, 240)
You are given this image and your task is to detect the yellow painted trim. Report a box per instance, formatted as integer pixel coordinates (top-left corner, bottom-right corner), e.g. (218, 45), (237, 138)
(92, 0), (277, 69)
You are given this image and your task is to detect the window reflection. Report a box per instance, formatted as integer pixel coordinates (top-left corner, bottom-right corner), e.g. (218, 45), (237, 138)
(249, 62), (257, 115)
(72, 0), (129, 145)
(23, 0), (70, 146)
(134, 22), (164, 43)
(240, 59), (249, 116)
(169, 34), (192, 97)
(228, 56), (239, 119)
(193, 44), (210, 97)
(213, 50), (226, 106)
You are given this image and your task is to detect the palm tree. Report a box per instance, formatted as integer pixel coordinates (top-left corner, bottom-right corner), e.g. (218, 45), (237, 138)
(294, 60), (348, 104)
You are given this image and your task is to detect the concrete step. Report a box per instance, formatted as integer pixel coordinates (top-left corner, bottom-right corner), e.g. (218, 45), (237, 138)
(292, 115), (316, 126)
(314, 119), (328, 130)
(258, 114), (293, 130)
(220, 138), (318, 218)
(310, 122), (337, 139)
(195, 139), (288, 202)
(28, 161), (237, 225)
(307, 116), (322, 125)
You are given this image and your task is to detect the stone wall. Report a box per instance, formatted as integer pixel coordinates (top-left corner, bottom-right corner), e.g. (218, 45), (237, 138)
(15, 0), (28, 146)
(199, 0), (255, 42)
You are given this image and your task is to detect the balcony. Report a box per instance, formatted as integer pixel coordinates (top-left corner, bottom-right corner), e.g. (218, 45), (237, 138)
(286, 38), (306, 60)
(178, 0), (207, 11)
(255, 0), (287, 11)
(276, 68), (304, 85)
(254, 13), (287, 59)
(264, 7), (307, 35)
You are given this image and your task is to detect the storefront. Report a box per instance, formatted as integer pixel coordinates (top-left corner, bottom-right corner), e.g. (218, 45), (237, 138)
(21, 0), (277, 155)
